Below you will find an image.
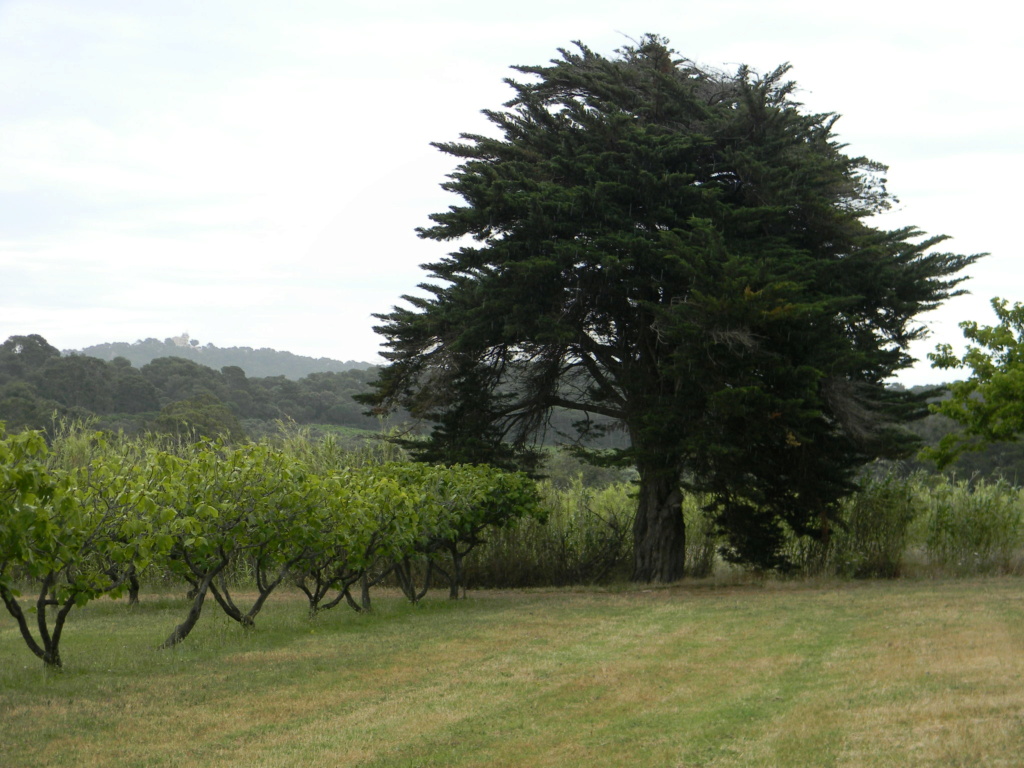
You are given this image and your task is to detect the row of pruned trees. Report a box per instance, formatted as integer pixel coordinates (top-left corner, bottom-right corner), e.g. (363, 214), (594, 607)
(0, 425), (542, 669)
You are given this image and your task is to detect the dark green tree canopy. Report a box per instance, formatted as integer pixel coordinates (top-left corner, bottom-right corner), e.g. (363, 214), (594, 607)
(366, 37), (979, 578)
(0, 335), (61, 381)
(154, 392), (246, 443)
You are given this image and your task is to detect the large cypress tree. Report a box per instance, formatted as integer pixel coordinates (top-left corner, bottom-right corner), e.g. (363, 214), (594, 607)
(363, 36), (980, 580)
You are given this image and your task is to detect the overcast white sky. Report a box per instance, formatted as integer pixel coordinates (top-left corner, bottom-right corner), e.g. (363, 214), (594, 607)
(1, 0), (1019, 383)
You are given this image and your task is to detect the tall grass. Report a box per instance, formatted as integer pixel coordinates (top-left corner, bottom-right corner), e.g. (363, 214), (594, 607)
(829, 473), (924, 578)
(270, 421), (408, 470)
(786, 472), (1024, 579)
(462, 477), (721, 586)
(919, 476), (1024, 575)
(681, 493), (719, 578)
(464, 476), (635, 587)
(466, 467), (1024, 587)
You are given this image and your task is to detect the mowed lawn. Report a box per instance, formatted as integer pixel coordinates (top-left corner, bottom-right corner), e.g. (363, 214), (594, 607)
(2, 578), (1023, 767)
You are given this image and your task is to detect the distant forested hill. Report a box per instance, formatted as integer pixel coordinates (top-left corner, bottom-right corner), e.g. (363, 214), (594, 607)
(77, 335), (371, 379)
(1, 333), (388, 441)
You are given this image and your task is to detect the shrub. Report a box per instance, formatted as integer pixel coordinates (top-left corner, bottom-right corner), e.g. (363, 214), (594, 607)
(830, 474), (924, 578)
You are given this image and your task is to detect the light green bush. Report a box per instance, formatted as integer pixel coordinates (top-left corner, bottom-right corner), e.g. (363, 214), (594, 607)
(830, 474), (924, 578)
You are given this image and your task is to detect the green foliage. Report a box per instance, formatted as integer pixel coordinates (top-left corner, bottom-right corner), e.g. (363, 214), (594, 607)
(273, 421), (406, 472)
(926, 298), (1024, 468)
(153, 392), (246, 443)
(458, 477), (725, 586)
(539, 446), (637, 489)
(373, 462), (546, 600)
(363, 35), (979, 580)
(777, 472), (1024, 578)
(35, 355), (117, 413)
(290, 464), (415, 614)
(0, 428), (60, 592)
(152, 440), (318, 641)
(0, 381), (62, 433)
(920, 477), (1024, 574)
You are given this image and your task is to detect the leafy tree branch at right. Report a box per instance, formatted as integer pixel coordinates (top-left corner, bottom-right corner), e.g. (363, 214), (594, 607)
(361, 35), (983, 580)
(925, 298), (1024, 469)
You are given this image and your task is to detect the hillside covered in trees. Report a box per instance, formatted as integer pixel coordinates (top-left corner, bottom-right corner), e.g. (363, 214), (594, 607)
(79, 334), (370, 379)
(0, 333), (631, 450)
(0, 334), (385, 439)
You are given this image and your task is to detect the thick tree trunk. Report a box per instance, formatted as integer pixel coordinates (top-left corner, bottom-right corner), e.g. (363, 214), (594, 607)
(632, 460), (686, 582)
(360, 572), (373, 611)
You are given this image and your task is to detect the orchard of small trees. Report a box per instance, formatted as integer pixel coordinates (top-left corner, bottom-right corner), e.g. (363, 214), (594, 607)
(0, 424), (542, 669)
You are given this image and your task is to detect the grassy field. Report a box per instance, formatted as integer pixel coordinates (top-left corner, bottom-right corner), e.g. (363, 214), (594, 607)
(2, 578), (1023, 767)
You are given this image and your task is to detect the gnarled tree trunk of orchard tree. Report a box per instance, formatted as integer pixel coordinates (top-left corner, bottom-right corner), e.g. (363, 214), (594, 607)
(448, 545), (465, 600)
(160, 561), (226, 649)
(127, 567), (140, 606)
(631, 456), (686, 582)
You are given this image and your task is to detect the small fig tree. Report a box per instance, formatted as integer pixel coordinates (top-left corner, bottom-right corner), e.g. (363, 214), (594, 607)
(0, 429), (169, 669)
